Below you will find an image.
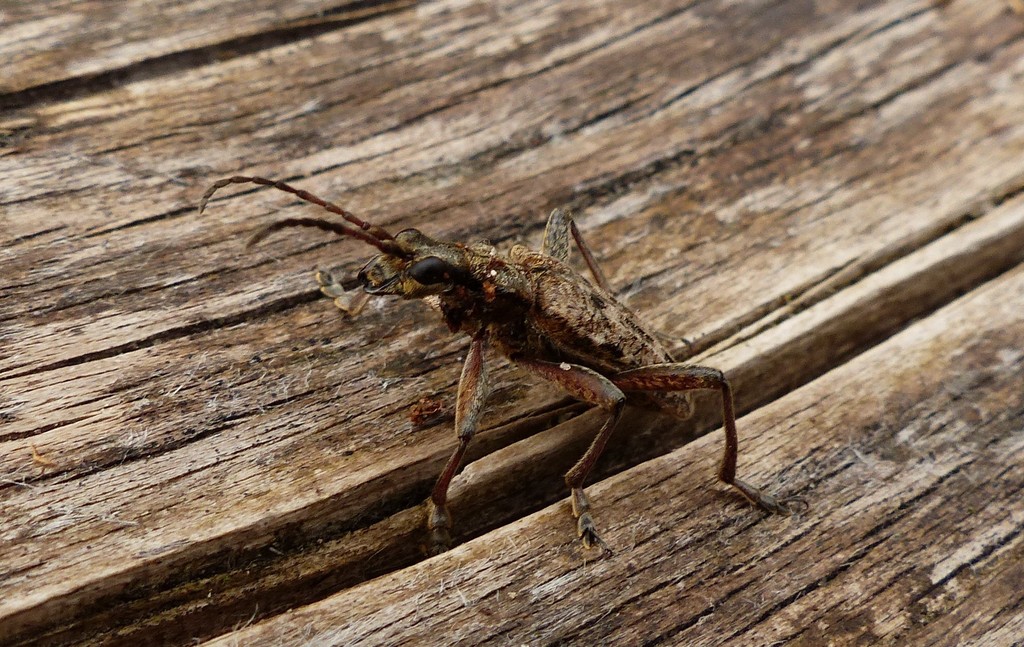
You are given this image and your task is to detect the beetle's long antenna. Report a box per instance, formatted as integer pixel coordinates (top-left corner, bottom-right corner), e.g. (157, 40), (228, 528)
(244, 217), (395, 252)
(199, 175), (408, 256)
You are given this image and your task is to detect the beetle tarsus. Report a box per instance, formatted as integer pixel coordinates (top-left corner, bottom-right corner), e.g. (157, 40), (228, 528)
(426, 499), (453, 555)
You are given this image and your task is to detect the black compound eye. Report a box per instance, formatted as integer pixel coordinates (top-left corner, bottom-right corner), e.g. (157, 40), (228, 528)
(407, 256), (453, 285)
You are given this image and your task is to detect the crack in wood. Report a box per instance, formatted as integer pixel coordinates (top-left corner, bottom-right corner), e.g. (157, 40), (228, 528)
(0, 0), (417, 112)
(0, 289), (322, 380)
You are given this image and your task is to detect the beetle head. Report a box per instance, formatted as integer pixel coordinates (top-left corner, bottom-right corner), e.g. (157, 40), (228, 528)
(358, 229), (469, 299)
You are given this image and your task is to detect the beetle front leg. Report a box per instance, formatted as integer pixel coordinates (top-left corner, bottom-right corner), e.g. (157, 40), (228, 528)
(613, 364), (794, 514)
(514, 358), (625, 553)
(425, 334), (490, 554)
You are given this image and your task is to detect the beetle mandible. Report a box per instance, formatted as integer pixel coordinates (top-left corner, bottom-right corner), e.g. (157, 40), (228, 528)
(199, 175), (794, 554)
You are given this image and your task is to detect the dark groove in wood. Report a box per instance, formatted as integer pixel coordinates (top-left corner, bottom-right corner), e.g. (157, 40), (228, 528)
(0, 290), (322, 381)
(0, 0), (416, 112)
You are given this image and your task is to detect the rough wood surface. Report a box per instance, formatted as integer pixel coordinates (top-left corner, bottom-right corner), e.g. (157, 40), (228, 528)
(207, 232), (1024, 647)
(2, 1), (1023, 645)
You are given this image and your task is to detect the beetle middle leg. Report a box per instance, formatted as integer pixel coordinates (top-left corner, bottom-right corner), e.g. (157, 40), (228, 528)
(613, 363), (793, 514)
(425, 334), (490, 554)
(513, 357), (626, 552)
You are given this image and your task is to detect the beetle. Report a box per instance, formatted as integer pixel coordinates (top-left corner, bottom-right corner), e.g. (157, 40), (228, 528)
(200, 175), (794, 554)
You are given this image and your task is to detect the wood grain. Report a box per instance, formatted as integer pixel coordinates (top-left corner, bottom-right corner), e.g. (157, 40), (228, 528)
(1, 0), (1023, 644)
(0, 1), (416, 96)
(206, 234), (1024, 647)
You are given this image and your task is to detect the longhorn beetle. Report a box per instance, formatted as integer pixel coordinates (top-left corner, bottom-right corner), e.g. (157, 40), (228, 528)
(199, 176), (795, 554)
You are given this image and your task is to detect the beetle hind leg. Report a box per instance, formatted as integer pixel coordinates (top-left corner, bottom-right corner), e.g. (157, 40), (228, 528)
(613, 363), (797, 515)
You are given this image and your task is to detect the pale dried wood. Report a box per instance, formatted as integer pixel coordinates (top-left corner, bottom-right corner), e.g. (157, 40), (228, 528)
(0, 1), (414, 95)
(207, 233), (1024, 647)
(1, 0), (1023, 645)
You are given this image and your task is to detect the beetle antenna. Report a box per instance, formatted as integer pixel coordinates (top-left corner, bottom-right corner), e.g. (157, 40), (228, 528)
(199, 175), (408, 256)
(243, 217), (402, 254)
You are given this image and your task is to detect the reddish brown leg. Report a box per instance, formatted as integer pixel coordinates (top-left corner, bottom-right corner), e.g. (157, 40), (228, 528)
(514, 358), (625, 552)
(426, 335), (490, 554)
(542, 208), (612, 292)
(613, 364), (791, 514)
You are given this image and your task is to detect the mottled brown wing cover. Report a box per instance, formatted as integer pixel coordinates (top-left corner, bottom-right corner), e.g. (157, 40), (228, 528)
(508, 245), (694, 417)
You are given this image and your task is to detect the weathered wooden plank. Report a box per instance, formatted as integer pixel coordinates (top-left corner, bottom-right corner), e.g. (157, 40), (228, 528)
(1, 0), (1023, 644)
(3, 192), (1022, 645)
(4, 0), (1023, 373)
(0, 1), (414, 96)
(196, 193), (1024, 642)
(204, 233), (1024, 647)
